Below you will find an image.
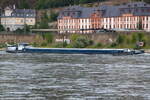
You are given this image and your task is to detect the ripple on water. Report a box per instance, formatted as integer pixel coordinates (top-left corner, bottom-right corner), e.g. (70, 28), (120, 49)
(0, 53), (150, 100)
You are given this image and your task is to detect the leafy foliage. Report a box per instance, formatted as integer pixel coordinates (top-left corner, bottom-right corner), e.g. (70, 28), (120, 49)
(49, 12), (58, 22)
(0, 24), (5, 32)
(71, 36), (93, 48)
(42, 33), (54, 43)
(38, 12), (49, 29)
(0, 0), (105, 9)
(14, 24), (31, 34)
(19, 0), (30, 9)
(0, 0), (150, 9)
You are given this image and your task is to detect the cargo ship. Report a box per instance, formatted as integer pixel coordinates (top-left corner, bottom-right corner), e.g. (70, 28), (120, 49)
(6, 43), (144, 55)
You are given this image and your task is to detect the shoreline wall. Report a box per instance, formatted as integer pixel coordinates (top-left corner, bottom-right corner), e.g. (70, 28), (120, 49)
(0, 34), (44, 44)
(55, 33), (117, 44)
(0, 33), (117, 44)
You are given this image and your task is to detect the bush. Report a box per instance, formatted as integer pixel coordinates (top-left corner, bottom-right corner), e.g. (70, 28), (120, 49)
(38, 12), (49, 29)
(42, 33), (54, 44)
(116, 34), (125, 44)
(52, 42), (64, 48)
(131, 33), (137, 44)
(91, 43), (103, 48)
(49, 12), (58, 22)
(14, 25), (31, 34)
(137, 32), (144, 42)
(110, 42), (117, 48)
(41, 42), (47, 47)
(0, 43), (6, 48)
(70, 34), (81, 42)
(72, 36), (93, 48)
(32, 42), (39, 47)
(0, 24), (5, 32)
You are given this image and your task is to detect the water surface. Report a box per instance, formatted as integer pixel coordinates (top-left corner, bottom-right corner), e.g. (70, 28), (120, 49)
(0, 51), (150, 100)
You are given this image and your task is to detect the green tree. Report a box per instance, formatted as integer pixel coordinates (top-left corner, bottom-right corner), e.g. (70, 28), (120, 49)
(137, 32), (144, 42)
(116, 34), (125, 44)
(36, 0), (48, 9)
(72, 36), (93, 48)
(49, 12), (58, 22)
(79, 0), (88, 4)
(43, 33), (54, 43)
(19, 0), (30, 9)
(0, 0), (108, 9)
(0, 24), (5, 32)
(70, 34), (81, 42)
(38, 12), (49, 29)
(131, 33), (137, 43)
(15, 24), (31, 34)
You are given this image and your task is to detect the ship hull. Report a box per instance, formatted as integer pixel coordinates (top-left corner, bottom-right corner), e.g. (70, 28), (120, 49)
(20, 48), (144, 55)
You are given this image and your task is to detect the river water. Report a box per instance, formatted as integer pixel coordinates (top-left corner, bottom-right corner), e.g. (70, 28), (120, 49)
(0, 51), (150, 100)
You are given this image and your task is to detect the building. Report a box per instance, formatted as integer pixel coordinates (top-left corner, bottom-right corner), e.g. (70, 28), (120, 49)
(58, 6), (94, 34)
(0, 6), (36, 31)
(58, 2), (150, 33)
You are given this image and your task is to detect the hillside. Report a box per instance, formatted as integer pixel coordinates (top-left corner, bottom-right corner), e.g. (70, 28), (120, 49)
(0, 0), (149, 9)
(0, 0), (103, 9)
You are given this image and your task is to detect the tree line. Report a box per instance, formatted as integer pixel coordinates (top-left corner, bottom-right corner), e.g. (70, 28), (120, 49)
(0, 0), (149, 9)
(0, 0), (105, 9)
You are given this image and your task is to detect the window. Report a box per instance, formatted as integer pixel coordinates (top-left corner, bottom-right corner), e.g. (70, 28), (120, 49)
(67, 12), (69, 16)
(72, 12), (75, 16)
(121, 9), (124, 13)
(142, 9), (145, 12)
(129, 9), (131, 13)
(146, 24), (148, 28)
(21, 19), (24, 23)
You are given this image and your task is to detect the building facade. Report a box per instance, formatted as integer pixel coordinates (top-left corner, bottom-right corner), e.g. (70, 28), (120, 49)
(58, 2), (150, 33)
(0, 6), (36, 31)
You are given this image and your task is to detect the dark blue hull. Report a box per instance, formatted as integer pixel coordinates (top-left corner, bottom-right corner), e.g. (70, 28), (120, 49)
(6, 45), (144, 55)
(22, 48), (142, 55)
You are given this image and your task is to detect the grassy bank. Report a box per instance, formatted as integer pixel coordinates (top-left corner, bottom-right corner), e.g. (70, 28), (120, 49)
(1, 32), (150, 50)
(34, 32), (150, 49)
(112, 32), (150, 49)
(0, 44), (6, 49)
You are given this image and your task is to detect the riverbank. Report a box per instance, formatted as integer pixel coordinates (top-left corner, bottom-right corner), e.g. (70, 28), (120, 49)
(144, 49), (150, 53)
(0, 48), (4, 50)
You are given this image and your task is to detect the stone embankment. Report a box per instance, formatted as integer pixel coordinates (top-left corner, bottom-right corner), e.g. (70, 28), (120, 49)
(0, 33), (117, 44)
(0, 33), (44, 44)
(0, 48), (5, 51)
(144, 50), (150, 53)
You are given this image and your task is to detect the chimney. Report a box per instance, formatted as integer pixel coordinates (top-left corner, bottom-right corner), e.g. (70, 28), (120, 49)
(13, 4), (16, 9)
